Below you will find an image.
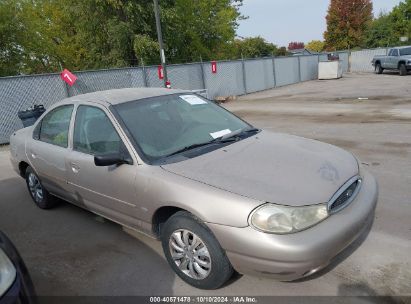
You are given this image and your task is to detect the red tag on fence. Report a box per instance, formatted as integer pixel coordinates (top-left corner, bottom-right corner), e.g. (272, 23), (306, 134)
(211, 61), (217, 74)
(60, 69), (77, 86)
(158, 65), (164, 79)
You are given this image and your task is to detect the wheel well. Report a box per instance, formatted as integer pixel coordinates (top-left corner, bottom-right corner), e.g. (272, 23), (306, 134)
(398, 61), (406, 68)
(375, 60), (381, 65)
(152, 206), (185, 237)
(18, 161), (29, 178)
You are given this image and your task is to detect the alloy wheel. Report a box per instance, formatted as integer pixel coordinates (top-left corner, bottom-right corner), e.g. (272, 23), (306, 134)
(28, 173), (43, 203)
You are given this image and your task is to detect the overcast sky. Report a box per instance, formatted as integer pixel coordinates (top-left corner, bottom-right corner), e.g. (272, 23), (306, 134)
(237, 0), (403, 46)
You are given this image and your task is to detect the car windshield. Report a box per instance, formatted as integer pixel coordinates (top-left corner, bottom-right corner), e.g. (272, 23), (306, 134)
(114, 93), (252, 163)
(399, 47), (411, 56)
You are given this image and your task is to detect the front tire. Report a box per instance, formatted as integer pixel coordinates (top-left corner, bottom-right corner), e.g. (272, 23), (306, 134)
(161, 211), (233, 289)
(25, 166), (56, 209)
(375, 63), (383, 74)
(399, 63), (407, 76)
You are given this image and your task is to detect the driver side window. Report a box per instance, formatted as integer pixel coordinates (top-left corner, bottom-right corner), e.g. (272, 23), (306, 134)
(73, 105), (122, 155)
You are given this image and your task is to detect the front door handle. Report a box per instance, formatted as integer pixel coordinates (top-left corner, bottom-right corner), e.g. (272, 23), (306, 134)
(70, 162), (80, 173)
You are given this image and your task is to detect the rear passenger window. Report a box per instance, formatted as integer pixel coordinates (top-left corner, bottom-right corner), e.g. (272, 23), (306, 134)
(39, 105), (73, 148)
(73, 106), (122, 155)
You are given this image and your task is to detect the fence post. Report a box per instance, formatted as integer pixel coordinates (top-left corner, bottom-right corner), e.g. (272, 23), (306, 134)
(58, 63), (70, 97)
(241, 53), (247, 94)
(298, 55), (302, 82)
(317, 55), (320, 78)
(64, 82), (70, 98)
(272, 56), (277, 88)
(141, 61), (148, 87)
(199, 57), (207, 90)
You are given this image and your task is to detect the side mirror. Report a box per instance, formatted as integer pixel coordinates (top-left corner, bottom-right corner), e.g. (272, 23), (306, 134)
(94, 152), (133, 167)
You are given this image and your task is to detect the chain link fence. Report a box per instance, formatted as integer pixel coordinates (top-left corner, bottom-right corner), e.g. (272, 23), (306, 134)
(1, 53), (350, 144)
(350, 48), (389, 72)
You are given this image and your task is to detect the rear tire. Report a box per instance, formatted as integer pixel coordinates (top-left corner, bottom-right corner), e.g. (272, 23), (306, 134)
(161, 211), (233, 289)
(375, 63), (383, 74)
(25, 166), (56, 209)
(399, 63), (407, 76)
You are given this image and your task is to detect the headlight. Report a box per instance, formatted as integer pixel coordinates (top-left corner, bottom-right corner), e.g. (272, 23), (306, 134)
(0, 248), (16, 296)
(250, 203), (329, 234)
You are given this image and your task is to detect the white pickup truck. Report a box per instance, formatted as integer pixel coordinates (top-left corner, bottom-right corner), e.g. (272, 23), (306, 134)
(372, 46), (411, 76)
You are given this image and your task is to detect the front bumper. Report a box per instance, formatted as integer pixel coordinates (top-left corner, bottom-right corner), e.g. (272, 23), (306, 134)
(207, 168), (378, 281)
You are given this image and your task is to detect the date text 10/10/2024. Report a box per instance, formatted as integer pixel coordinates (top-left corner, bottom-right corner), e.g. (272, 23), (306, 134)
(149, 297), (258, 303)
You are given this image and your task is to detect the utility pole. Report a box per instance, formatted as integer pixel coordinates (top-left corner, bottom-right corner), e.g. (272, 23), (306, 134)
(153, 0), (169, 88)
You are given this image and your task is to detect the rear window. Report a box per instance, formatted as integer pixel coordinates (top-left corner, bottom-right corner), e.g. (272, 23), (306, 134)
(400, 47), (411, 56)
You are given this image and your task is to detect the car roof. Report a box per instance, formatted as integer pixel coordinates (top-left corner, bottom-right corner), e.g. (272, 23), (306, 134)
(393, 46), (411, 49)
(64, 87), (189, 105)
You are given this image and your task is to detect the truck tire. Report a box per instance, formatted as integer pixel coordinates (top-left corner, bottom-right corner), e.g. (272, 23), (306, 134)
(375, 63), (383, 74)
(399, 63), (407, 76)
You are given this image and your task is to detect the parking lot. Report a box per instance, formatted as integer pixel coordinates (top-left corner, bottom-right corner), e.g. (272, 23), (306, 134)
(0, 73), (410, 297)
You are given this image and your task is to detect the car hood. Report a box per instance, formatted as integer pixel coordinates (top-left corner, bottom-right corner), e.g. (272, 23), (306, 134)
(161, 131), (359, 206)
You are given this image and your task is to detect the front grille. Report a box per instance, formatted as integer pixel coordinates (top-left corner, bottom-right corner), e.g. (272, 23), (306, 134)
(329, 177), (361, 213)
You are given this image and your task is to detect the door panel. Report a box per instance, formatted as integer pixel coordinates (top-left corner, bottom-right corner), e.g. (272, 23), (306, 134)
(383, 49), (393, 69)
(28, 105), (73, 199)
(67, 151), (139, 225)
(386, 49), (397, 69)
(392, 49), (399, 69)
(66, 105), (140, 228)
(29, 140), (71, 199)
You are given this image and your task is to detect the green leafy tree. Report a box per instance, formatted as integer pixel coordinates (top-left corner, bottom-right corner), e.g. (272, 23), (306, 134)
(165, 0), (244, 62)
(306, 40), (325, 52)
(133, 34), (160, 65)
(324, 0), (373, 50)
(0, 0), (23, 76)
(63, 0), (149, 69)
(365, 13), (396, 47)
(0, 0), (249, 75)
(366, 0), (411, 48)
(277, 46), (289, 56)
(234, 37), (278, 58)
(390, 0), (411, 44)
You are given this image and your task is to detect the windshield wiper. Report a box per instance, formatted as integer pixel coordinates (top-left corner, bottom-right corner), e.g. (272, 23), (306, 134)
(165, 128), (259, 158)
(165, 138), (236, 157)
(220, 127), (260, 141)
